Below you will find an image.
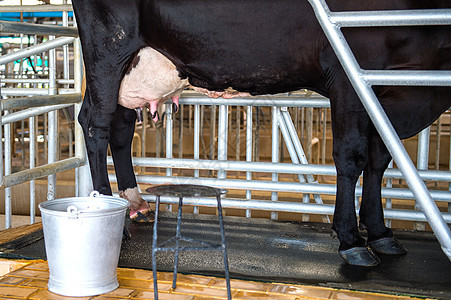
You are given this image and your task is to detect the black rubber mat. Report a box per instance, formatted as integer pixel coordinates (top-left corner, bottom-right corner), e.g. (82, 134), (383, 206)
(1, 212), (450, 299)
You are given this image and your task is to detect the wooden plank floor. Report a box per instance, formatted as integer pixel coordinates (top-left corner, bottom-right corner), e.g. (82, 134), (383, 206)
(0, 259), (427, 299)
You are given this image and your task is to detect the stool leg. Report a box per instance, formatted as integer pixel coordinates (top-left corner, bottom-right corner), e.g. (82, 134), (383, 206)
(152, 195), (161, 300)
(217, 195), (232, 300)
(172, 196), (183, 289)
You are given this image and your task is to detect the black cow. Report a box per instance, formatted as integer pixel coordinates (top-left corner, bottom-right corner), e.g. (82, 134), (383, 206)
(71, 0), (451, 266)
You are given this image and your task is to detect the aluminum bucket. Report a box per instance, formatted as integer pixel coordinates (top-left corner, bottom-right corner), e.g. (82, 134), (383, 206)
(38, 191), (129, 297)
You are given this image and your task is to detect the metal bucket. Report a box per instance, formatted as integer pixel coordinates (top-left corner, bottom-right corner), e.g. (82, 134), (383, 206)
(38, 191), (129, 297)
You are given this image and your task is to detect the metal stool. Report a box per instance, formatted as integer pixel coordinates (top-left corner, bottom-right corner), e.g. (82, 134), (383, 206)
(146, 184), (231, 300)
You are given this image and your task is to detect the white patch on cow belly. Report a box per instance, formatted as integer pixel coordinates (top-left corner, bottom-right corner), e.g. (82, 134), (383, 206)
(118, 47), (189, 110)
(118, 46), (251, 114)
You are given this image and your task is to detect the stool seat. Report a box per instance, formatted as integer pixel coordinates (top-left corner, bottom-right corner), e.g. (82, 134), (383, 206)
(146, 184), (228, 198)
(146, 184), (231, 300)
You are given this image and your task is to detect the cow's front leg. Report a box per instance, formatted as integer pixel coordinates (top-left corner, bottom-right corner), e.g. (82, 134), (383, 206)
(79, 89), (113, 196)
(359, 133), (407, 255)
(110, 105), (155, 223)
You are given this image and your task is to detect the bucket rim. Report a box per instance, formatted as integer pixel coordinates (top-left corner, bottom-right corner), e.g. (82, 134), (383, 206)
(38, 194), (129, 217)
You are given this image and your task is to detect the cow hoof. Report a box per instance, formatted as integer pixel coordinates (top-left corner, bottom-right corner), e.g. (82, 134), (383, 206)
(339, 247), (381, 267)
(130, 210), (155, 223)
(368, 237), (407, 255)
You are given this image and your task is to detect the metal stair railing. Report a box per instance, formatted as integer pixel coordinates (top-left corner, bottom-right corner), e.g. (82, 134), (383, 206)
(307, 0), (451, 260)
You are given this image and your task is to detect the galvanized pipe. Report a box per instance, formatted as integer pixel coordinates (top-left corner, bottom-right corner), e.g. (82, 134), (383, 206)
(110, 173), (451, 204)
(0, 4), (73, 12)
(0, 20), (78, 36)
(1, 78), (75, 84)
(178, 94), (330, 108)
(280, 108), (330, 223)
(330, 8), (451, 27)
(136, 194), (451, 223)
(415, 128), (431, 230)
(4, 111), (12, 229)
(1, 157), (84, 189)
(271, 106), (279, 220)
(29, 115), (36, 224)
(245, 106), (253, 218)
(47, 35), (57, 201)
(1, 93), (81, 110)
(194, 105), (200, 178)
(1, 103), (72, 125)
(0, 36), (75, 65)
(362, 70), (451, 87)
(217, 105), (228, 179)
(277, 109), (307, 184)
(193, 104), (200, 214)
(0, 88), (76, 96)
(278, 108), (310, 221)
(114, 156), (451, 183)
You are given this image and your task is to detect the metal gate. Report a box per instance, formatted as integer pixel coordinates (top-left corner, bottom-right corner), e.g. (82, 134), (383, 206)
(0, 3), (91, 229)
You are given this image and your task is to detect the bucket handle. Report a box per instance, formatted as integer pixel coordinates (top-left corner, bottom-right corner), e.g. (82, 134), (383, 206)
(67, 205), (80, 219)
(89, 190), (101, 198)
(67, 191), (101, 218)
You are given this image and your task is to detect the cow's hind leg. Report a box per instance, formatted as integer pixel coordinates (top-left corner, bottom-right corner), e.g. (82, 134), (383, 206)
(322, 54), (381, 265)
(359, 132), (407, 255)
(109, 105), (155, 223)
(329, 108), (381, 266)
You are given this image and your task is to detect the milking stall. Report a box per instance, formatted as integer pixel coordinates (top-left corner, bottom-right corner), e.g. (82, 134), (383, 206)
(0, 1), (450, 299)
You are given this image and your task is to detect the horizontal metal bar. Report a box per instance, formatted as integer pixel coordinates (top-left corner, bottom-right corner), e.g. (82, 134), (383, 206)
(330, 9), (451, 27)
(0, 157), (84, 189)
(108, 156), (451, 182)
(1, 103), (73, 125)
(0, 88), (48, 96)
(2, 93), (81, 110)
(109, 174), (451, 202)
(384, 168), (451, 182)
(1, 78), (75, 84)
(0, 36), (75, 65)
(0, 88), (76, 96)
(135, 194), (451, 223)
(0, 20), (78, 37)
(178, 94), (331, 108)
(0, 4), (73, 13)
(362, 70), (451, 86)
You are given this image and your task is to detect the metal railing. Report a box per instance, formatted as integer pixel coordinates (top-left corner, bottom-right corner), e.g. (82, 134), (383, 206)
(0, 4), (90, 229)
(307, 0), (451, 260)
(109, 95), (450, 223)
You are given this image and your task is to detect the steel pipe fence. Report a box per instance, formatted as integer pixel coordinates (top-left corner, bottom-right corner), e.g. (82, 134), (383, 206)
(109, 93), (451, 224)
(307, 0), (451, 259)
(0, 4), (73, 13)
(0, 5), (88, 229)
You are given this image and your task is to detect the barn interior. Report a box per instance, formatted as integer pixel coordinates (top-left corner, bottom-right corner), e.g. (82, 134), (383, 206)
(0, 1), (450, 299)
